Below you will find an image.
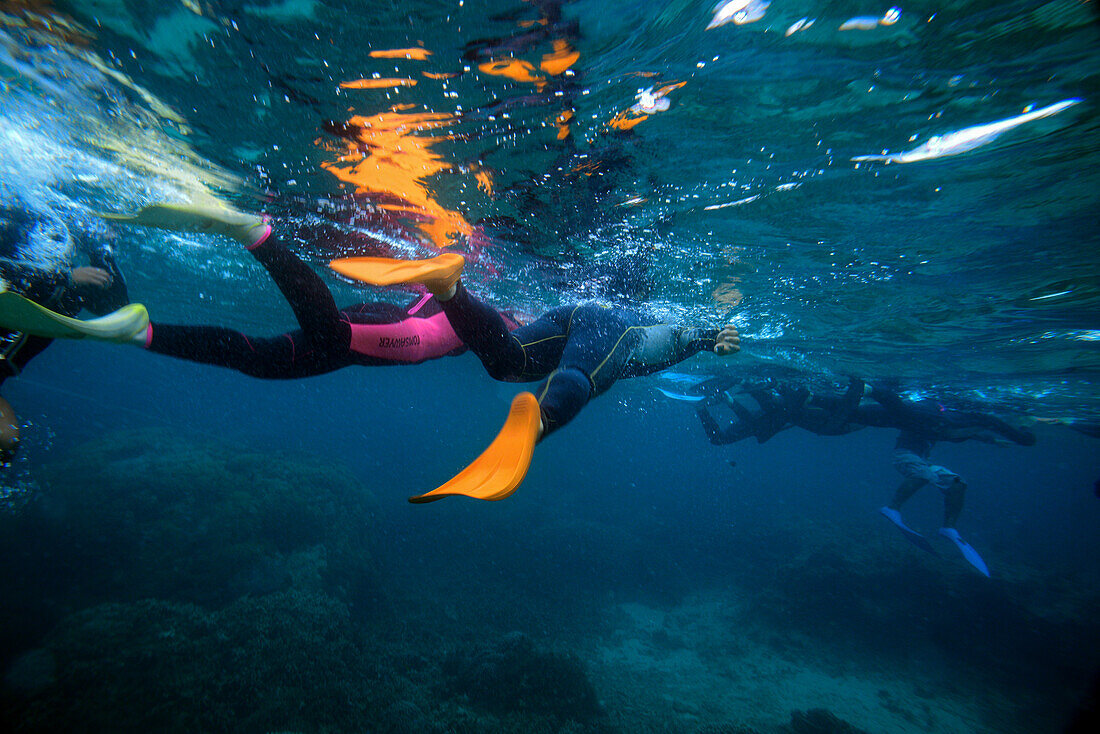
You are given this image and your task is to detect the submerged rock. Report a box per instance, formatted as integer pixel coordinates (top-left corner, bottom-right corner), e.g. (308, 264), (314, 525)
(782, 708), (870, 734)
(3, 427), (380, 601)
(4, 591), (402, 733)
(0, 428), (383, 668)
(442, 631), (603, 724)
(2, 649), (55, 695)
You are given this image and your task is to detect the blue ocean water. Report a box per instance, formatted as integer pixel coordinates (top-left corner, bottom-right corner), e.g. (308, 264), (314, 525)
(1, 2), (1098, 733)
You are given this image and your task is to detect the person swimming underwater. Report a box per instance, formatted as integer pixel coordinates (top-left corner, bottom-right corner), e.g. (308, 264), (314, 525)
(327, 252), (740, 502)
(0, 203), (523, 381)
(689, 375), (1035, 576)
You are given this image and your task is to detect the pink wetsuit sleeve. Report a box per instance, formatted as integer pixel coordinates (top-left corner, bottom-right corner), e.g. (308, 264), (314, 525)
(348, 312), (463, 363)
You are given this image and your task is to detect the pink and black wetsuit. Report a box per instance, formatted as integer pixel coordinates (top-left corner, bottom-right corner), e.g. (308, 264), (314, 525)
(146, 229), (511, 378)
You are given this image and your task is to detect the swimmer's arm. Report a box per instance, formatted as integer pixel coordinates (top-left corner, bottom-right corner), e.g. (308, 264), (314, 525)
(76, 244), (129, 314)
(628, 323), (741, 378)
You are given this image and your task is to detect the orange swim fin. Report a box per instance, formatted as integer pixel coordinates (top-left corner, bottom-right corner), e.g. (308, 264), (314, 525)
(409, 392), (541, 503)
(329, 253), (465, 296)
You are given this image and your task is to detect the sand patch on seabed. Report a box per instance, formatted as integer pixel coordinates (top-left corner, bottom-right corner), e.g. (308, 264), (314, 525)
(586, 594), (1005, 733)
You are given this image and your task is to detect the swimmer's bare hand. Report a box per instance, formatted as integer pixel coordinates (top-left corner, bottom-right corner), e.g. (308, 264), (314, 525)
(72, 266), (112, 288)
(715, 325), (740, 356)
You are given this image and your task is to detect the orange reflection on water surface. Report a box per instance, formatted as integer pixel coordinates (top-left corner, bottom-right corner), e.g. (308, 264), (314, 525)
(540, 40), (579, 76)
(339, 78), (418, 89)
(319, 109), (472, 250)
(478, 58), (545, 84)
(368, 48), (433, 61)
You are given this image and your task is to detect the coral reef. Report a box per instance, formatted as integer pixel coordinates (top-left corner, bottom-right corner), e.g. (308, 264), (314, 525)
(441, 631), (604, 726)
(2, 595), (616, 734)
(780, 708), (870, 734)
(696, 724), (763, 734)
(749, 532), (1100, 702)
(0, 430), (615, 734)
(2, 591), (411, 733)
(0, 428), (382, 662)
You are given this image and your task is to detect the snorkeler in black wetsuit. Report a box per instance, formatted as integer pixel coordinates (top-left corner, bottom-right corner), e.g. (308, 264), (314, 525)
(860, 385), (1036, 446)
(1, 203), (130, 463)
(328, 252), (740, 502)
(689, 374), (1031, 575)
(693, 376), (1035, 448)
(693, 377), (833, 445)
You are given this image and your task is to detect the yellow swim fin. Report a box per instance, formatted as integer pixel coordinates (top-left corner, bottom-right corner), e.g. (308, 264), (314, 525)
(0, 290), (148, 342)
(409, 392), (541, 503)
(330, 253), (464, 297)
(100, 203), (267, 246)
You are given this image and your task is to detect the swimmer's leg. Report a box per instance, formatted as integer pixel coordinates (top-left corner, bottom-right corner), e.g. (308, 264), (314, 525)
(101, 202), (269, 247)
(330, 253), (465, 298)
(545, 303), (641, 429)
(247, 233), (348, 353)
(439, 281), (528, 377)
(145, 325), (341, 379)
(888, 475), (926, 511)
(107, 202), (350, 357)
(942, 477), (966, 529)
(405, 298), (590, 503)
(880, 477), (937, 554)
(144, 230), (352, 378)
(439, 283), (570, 381)
(408, 307), (637, 502)
(534, 368), (593, 437)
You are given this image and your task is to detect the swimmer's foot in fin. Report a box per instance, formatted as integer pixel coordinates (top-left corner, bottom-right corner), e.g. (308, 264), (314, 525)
(409, 392), (541, 503)
(330, 253), (465, 298)
(0, 289), (148, 343)
(939, 527), (991, 577)
(101, 203), (269, 247)
(879, 506), (938, 555)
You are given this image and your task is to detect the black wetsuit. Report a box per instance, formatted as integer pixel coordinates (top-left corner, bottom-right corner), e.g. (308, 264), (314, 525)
(440, 281), (718, 437)
(859, 387), (1036, 446)
(147, 232), (486, 379)
(695, 377), (1035, 447)
(695, 378), (809, 445)
(1, 207), (129, 382)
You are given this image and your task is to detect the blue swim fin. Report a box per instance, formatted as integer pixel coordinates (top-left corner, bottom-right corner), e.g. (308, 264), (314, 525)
(939, 527), (991, 577)
(879, 506), (938, 555)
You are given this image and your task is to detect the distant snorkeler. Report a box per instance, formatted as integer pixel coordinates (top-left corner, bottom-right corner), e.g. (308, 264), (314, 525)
(690, 376), (1036, 576)
(327, 253), (739, 503)
(692, 375), (1035, 448)
(0, 200), (130, 465)
(0, 202), (522, 379)
(865, 385), (1037, 576)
